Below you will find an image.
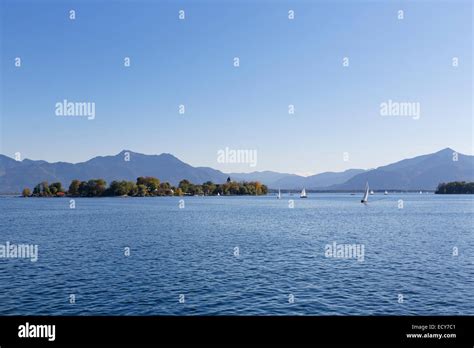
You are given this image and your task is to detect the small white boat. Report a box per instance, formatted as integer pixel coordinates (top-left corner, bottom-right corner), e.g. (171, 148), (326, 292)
(384, 190), (388, 195)
(361, 182), (369, 203)
(217, 192), (220, 196)
(277, 189), (281, 199)
(300, 188), (307, 198)
(419, 191), (423, 194)
(370, 190), (374, 195)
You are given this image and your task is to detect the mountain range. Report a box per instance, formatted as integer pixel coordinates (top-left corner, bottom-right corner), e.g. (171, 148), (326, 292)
(0, 148), (472, 193)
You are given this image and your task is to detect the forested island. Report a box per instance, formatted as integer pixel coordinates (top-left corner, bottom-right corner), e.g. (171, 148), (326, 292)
(435, 181), (474, 194)
(21, 177), (268, 197)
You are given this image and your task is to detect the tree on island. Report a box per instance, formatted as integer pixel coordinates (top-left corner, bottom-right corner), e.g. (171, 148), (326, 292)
(32, 184), (41, 196)
(137, 177), (160, 195)
(68, 180), (81, 196)
(435, 181), (474, 194)
(49, 182), (64, 195)
(178, 179), (191, 193)
(86, 179), (107, 196)
(28, 181), (65, 197)
(41, 182), (51, 196)
(107, 180), (136, 196)
(26, 177), (268, 197)
(202, 181), (216, 195)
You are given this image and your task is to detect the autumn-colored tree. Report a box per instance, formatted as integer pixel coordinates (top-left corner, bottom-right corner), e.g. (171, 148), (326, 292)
(136, 177), (160, 195)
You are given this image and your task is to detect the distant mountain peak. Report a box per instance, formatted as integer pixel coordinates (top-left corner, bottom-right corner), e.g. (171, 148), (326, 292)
(117, 149), (138, 156)
(437, 147), (456, 154)
(116, 150), (178, 160)
(331, 147), (472, 191)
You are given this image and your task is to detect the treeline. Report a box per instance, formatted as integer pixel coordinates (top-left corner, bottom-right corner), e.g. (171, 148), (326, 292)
(435, 181), (474, 194)
(22, 177), (268, 197)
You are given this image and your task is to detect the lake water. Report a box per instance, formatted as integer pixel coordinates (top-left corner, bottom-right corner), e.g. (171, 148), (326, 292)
(0, 194), (473, 315)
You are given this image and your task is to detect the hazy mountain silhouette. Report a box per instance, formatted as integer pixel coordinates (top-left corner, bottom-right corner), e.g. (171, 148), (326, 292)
(0, 148), (472, 193)
(329, 148), (473, 190)
(0, 150), (228, 193)
(230, 169), (366, 189)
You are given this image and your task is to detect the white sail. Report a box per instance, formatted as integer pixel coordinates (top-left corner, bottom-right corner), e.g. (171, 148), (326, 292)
(277, 189), (281, 199)
(384, 190), (388, 195)
(361, 182), (369, 203)
(300, 188), (307, 198)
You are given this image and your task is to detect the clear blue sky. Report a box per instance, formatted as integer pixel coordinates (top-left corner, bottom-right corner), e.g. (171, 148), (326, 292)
(1, 0), (472, 175)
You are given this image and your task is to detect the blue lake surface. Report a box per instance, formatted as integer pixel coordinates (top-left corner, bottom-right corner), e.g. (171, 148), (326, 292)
(0, 194), (473, 315)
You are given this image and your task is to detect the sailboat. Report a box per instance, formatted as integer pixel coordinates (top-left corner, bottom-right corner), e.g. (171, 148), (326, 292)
(300, 188), (307, 198)
(277, 189), (281, 199)
(370, 190), (374, 195)
(361, 182), (369, 203)
(384, 190), (388, 195)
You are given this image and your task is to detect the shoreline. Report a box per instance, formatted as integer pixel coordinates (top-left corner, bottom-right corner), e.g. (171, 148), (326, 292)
(4, 191), (474, 198)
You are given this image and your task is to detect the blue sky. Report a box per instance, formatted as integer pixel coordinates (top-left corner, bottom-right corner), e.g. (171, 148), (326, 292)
(1, 0), (472, 175)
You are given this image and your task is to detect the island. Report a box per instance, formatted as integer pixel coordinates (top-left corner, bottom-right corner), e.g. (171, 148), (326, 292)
(435, 181), (474, 194)
(21, 177), (268, 197)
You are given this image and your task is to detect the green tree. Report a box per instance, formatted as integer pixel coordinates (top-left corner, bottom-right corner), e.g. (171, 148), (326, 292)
(189, 184), (203, 195)
(22, 188), (31, 197)
(33, 184), (41, 196)
(136, 177), (160, 195)
(108, 180), (136, 196)
(128, 182), (138, 196)
(239, 185), (249, 195)
(436, 181), (474, 194)
(86, 179), (107, 196)
(78, 181), (89, 196)
(202, 181), (216, 195)
(137, 184), (147, 197)
(68, 180), (81, 196)
(160, 182), (171, 190)
(49, 182), (64, 194)
(179, 179), (191, 194)
(41, 181), (51, 197)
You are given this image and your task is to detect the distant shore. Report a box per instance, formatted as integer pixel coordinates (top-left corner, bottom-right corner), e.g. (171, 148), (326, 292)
(435, 182), (474, 194)
(2, 189), (460, 196)
(6, 181), (473, 197)
(6, 190), (466, 197)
